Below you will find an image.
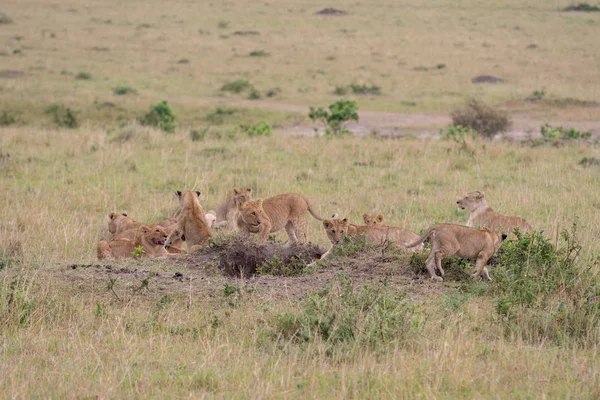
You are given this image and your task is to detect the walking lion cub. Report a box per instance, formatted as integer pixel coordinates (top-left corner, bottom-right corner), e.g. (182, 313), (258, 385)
(405, 224), (507, 282)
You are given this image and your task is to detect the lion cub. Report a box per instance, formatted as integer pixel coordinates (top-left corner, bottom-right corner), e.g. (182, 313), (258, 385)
(165, 191), (212, 251)
(457, 191), (532, 233)
(106, 212), (184, 252)
(405, 224), (507, 282)
(214, 187), (253, 229)
(97, 225), (171, 259)
(237, 193), (324, 245)
(310, 218), (423, 266)
(363, 213), (386, 226)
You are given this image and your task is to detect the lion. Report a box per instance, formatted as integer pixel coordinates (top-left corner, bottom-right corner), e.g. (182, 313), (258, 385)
(405, 224), (507, 282)
(237, 193), (324, 244)
(164, 191), (212, 251)
(213, 188), (253, 229)
(363, 213), (386, 226)
(107, 212), (140, 235)
(97, 225), (171, 259)
(457, 191), (533, 233)
(205, 210), (217, 228)
(310, 217), (423, 265)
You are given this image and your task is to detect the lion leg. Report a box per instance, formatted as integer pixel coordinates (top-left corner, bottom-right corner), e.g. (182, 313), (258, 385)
(284, 222), (299, 246)
(473, 254), (489, 280)
(258, 221), (272, 244)
(97, 241), (113, 260)
(425, 252), (443, 282)
(434, 250), (446, 277)
(481, 266), (492, 281)
(294, 217), (309, 245)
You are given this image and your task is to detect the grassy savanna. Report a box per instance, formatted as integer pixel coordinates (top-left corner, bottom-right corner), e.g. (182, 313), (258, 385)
(2, 124), (600, 398)
(1, 0), (600, 127)
(2, 0), (600, 398)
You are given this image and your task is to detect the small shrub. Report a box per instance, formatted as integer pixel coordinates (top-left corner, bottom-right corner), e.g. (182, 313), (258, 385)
(451, 97), (511, 138)
(257, 255), (309, 276)
(0, 13), (12, 24)
(141, 101), (176, 132)
(221, 79), (252, 94)
(239, 121), (272, 137)
(540, 124), (591, 141)
(218, 20), (230, 29)
(75, 71), (92, 80)
(248, 50), (269, 57)
(333, 86), (348, 95)
(113, 86), (136, 95)
(204, 106), (238, 125)
(564, 3), (600, 11)
(441, 125), (478, 157)
(530, 89), (546, 101)
(0, 111), (17, 126)
(177, 58), (190, 64)
(349, 83), (381, 95)
(247, 88), (261, 100)
(309, 99), (359, 136)
(190, 128), (208, 141)
(436, 63), (446, 69)
(265, 88), (281, 97)
(45, 104), (79, 129)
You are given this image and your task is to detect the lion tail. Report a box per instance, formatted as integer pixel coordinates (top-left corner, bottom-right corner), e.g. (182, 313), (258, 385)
(405, 226), (435, 248)
(306, 198), (325, 221)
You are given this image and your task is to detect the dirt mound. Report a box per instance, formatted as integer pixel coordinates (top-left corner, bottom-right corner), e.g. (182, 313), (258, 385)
(179, 237), (324, 277)
(315, 8), (347, 16)
(471, 75), (504, 84)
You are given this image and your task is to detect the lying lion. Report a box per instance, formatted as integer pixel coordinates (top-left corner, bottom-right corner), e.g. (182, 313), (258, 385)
(456, 191), (532, 233)
(237, 193), (324, 245)
(309, 217), (422, 266)
(97, 225), (172, 259)
(106, 212), (184, 253)
(363, 213), (386, 226)
(405, 224), (507, 282)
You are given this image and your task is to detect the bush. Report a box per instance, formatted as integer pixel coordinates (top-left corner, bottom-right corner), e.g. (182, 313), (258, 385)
(177, 58), (190, 64)
(257, 255), (310, 276)
(204, 106), (238, 125)
(190, 128), (208, 141)
(113, 86), (136, 95)
(540, 124), (591, 141)
(249, 50), (269, 57)
(270, 274), (424, 353)
(564, 3), (600, 11)
(247, 88), (261, 100)
(0, 13), (12, 24)
(141, 101), (176, 132)
(45, 104), (79, 129)
(221, 80), (252, 94)
(309, 99), (359, 135)
(239, 121), (272, 137)
(75, 71), (92, 80)
(349, 83), (381, 95)
(441, 125), (478, 157)
(0, 111), (17, 126)
(451, 97), (511, 138)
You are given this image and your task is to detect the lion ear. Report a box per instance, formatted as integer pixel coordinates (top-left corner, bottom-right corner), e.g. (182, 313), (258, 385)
(476, 191), (485, 199)
(140, 225), (151, 234)
(233, 187), (240, 195)
(176, 191), (182, 198)
(362, 213), (368, 221)
(257, 199), (264, 208)
(181, 234), (186, 241)
(195, 191), (201, 197)
(246, 188), (252, 194)
(341, 218), (348, 225)
(121, 212), (128, 217)
(108, 212), (117, 220)
(376, 214), (384, 223)
(323, 220), (332, 229)
(501, 233), (508, 241)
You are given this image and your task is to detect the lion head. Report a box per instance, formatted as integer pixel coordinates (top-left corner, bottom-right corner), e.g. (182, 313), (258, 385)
(456, 191), (486, 211)
(239, 199), (264, 229)
(141, 225), (168, 246)
(233, 187), (252, 207)
(363, 213), (385, 226)
(322, 218), (350, 245)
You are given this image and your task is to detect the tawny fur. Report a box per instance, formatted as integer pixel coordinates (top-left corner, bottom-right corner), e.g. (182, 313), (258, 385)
(165, 191), (212, 251)
(405, 223), (507, 282)
(107, 213), (184, 253)
(107, 212), (140, 235)
(363, 213), (386, 226)
(309, 218), (423, 266)
(214, 188), (252, 229)
(98, 225), (171, 260)
(237, 193), (324, 245)
(457, 191), (533, 233)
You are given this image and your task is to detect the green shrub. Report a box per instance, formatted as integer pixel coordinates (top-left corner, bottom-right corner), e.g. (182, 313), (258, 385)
(45, 104), (79, 129)
(204, 106), (238, 125)
(239, 121), (272, 137)
(350, 84), (381, 95)
(0, 111), (17, 126)
(218, 20), (230, 29)
(270, 273), (425, 352)
(309, 99), (359, 135)
(441, 125), (478, 157)
(0, 13), (12, 24)
(249, 50), (269, 57)
(333, 86), (348, 95)
(257, 255), (310, 276)
(451, 97), (511, 138)
(190, 128), (208, 141)
(564, 3), (600, 11)
(141, 101), (176, 132)
(221, 80), (252, 93)
(113, 86), (136, 95)
(247, 88), (261, 100)
(265, 88), (281, 97)
(177, 58), (190, 64)
(75, 71), (92, 80)
(540, 124), (591, 141)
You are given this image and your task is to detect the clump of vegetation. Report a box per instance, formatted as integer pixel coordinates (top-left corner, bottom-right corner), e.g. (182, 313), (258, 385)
(564, 3), (600, 11)
(140, 101), (176, 132)
(221, 79), (252, 94)
(239, 121), (272, 137)
(218, 20), (230, 29)
(441, 125), (478, 157)
(75, 71), (92, 80)
(257, 255), (310, 276)
(204, 106), (238, 125)
(334, 84), (381, 96)
(248, 50), (269, 57)
(45, 104), (79, 129)
(113, 86), (136, 95)
(0, 111), (17, 126)
(309, 99), (359, 136)
(527, 89), (546, 101)
(270, 273), (425, 353)
(265, 88), (281, 97)
(177, 58), (190, 64)
(247, 88), (261, 100)
(540, 124), (591, 140)
(190, 128), (208, 141)
(451, 97), (511, 138)
(0, 13), (12, 24)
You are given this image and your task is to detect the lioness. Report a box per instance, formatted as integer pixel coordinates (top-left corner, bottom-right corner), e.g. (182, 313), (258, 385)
(309, 218), (423, 266)
(457, 191), (533, 233)
(405, 224), (507, 282)
(107, 212), (140, 235)
(363, 213), (386, 226)
(97, 225), (171, 259)
(237, 193), (324, 244)
(164, 191), (212, 251)
(214, 188), (253, 229)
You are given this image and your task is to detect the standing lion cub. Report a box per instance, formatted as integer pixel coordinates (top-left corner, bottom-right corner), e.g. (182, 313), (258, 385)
(457, 191), (533, 233)
(237, 193), (324, 245)
(405, 224), (507, 282)
(164, 191), (212, 251)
